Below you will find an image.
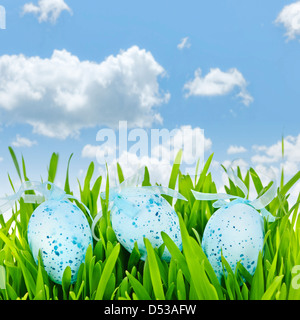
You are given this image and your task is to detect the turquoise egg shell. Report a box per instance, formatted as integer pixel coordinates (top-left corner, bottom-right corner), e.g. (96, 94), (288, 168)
(110, 192), (182, 261)
(27, 199), (93, 284)
(202, 201), (264, 281)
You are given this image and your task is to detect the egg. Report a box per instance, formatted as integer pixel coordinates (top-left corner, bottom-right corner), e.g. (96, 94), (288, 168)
(27, 199), (93, 284)
(201, 199), (264, 281)
(110, 189), (182, 261)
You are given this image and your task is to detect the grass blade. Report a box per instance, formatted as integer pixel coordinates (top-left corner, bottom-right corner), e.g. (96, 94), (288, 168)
(126, 271), (152, 300)
(8, 147), (22, 182)
(95, 244), (120, 300)
(144, 238), (165, 300)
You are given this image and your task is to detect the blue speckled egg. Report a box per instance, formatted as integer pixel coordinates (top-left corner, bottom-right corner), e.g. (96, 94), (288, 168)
(110, 190), (182, 261)
(202, 199), (264, 281)
(27, 199), (93, 284)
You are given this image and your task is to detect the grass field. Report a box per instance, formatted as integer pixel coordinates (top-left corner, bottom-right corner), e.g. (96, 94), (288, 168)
(0, 147), (300, 300)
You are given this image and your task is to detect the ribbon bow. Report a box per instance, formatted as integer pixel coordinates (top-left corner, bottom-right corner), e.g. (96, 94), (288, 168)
(191, 168), (277, 222)
(0, 181), (93, 222)
(92, 167), (187, 241)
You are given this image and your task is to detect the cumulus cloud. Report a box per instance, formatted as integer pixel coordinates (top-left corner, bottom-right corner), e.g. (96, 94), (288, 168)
(0, 46), (170, 139)
(100, 152), (173, 189)
(11, 135), (37, 148)
(206, 135), (300, 206)
(251, 135), (300, 165)
(275, 1), (300, 40)
(253, 164), (280, 184)
(227, 145), (247, 155)
(82, 143), (115, 161)
(22, 0), (72, 23)
(177, 37), (191, 50)
(250, 134), (300, 205)
(80, 150), (173, 193)
(183, 68), (253, 106)
(218, 135), (300, 205)
(222, 158), (249, 172)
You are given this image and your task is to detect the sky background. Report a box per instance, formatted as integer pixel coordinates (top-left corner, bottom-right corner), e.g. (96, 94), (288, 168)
(0, 0), (299, 203)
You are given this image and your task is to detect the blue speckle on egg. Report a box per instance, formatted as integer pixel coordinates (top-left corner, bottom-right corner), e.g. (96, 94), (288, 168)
(27, 199), (93, 284)
(202, 200), (264, 281)
(110, 191), (182, 262)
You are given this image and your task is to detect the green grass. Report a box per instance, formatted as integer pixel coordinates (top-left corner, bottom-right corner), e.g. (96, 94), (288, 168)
(0, 148), (300, 300)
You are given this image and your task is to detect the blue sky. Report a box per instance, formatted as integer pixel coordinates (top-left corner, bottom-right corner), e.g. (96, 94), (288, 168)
(0, 0), (299, 200)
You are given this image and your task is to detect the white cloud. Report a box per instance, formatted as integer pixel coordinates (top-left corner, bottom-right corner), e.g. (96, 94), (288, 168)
(275, 1), (300, 40)
(290, 181), (300, 204)
(177, 37), (191, 50)
(99, 152), (173, 189)
(222, 158), (249, 171)
(251, 154), (277, 164)
(81, 151), (173, 194)
(253, 164), (280, 184)
(227, 145), (247, 155)
(281, 160), (299, 177)
(251, 134), (300, 165)
(0, 46), (169, 139)
(250, 134), (300, 204)
(22, 0), (72, 23)
(11, 134), (37, 148)
(207, 135), (300, 207)
(82, 144), (115, 160)
(183, 67), (253, 106)
(82, 125), (212, 188)
(82, 144), (101, 159)
(252, 166), (296, 190)
(251, 162), (299, 209)
(252, 145), (268, 152)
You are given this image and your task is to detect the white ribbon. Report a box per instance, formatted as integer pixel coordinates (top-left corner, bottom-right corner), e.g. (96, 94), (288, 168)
(0, 181), (93, 221)
(191, 168), (277, 222)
